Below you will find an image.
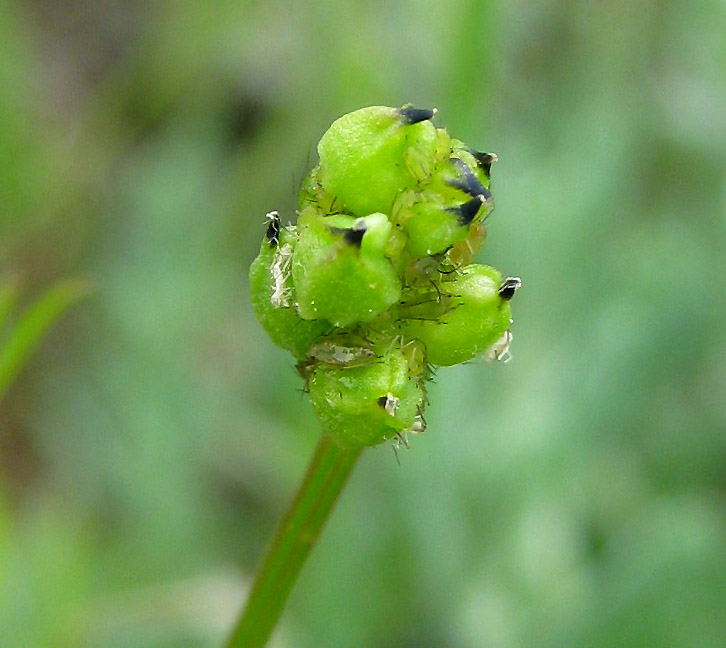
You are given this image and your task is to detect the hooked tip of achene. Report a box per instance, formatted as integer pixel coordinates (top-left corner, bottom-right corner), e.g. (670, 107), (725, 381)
(331, 218), (367, 246)
(399, 106), (437, 125)
(265, 210), (281, 247)
(448, 158), (492, 201)
(468, 149), (498, 177)
(498, 277), (522, 301)
(449, 195), (487, 225)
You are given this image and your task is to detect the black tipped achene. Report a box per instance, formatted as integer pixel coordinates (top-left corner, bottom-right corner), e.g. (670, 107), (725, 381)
(448, 158), (491, 201)
(399, 106), (436, 125)
(331, 219), (367, 246)
(265, 211), (280, 247)
(468, 149), (498, 178)
(449, 195), (485, 225)
(498, 277), (522, 301)
(344, 228), (366, 246)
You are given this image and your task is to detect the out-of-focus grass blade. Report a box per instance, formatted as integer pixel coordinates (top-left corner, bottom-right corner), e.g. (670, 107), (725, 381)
(0, 277), (93, 404)
(0, 276), (20, 332)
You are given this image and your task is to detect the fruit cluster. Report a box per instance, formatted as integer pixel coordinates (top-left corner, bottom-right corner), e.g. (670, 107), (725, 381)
(250, 106), (520, 449)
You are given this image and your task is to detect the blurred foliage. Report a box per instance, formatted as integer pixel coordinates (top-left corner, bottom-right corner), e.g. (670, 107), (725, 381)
(0, 277), (91, 403)
(1, 0), (725, 647)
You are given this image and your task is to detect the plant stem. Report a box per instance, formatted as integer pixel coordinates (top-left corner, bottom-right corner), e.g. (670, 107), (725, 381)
(225, 434), (363, 648)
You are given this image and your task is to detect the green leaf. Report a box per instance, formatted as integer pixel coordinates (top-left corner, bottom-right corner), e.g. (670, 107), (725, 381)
(0, 277), (93, 403)
(0, 276), (21, 333)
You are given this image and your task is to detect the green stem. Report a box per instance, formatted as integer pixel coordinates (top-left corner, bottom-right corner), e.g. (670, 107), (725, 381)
(225, 435), (363, 648)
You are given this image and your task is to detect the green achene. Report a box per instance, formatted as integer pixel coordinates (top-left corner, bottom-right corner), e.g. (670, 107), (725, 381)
(317, 106), (441, 216)
(249, 105), (520, 449)
(293, 210), (401, 327)
(401, 265), (513, 367)
(307, 347), (425, 449)
(249, 219), (331, 359)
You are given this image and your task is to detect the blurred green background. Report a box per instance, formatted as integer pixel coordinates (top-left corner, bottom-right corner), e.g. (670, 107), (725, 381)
(2, 0), (725, 646)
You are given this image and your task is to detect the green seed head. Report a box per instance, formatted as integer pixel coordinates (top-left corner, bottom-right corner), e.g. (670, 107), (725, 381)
(249, 106), (520, 449)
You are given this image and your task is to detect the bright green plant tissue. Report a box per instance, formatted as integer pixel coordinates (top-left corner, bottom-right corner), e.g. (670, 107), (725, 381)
(249, 105), (520, 449)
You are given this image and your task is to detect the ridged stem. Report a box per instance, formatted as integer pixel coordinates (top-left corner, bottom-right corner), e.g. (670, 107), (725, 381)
(225, 435), (363, 648)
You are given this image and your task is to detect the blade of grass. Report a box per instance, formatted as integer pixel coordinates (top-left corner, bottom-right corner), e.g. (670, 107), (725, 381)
(225, 434), (362, 648)
(0, 276), (21, 332)
(0, 277), (93, 403)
